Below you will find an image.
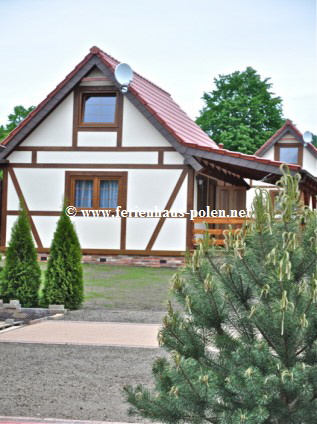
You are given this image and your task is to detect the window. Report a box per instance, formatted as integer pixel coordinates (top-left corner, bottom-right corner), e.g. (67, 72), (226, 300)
(66, 172), (127, 211)
(279, 147), (299, 164)
(75, 86), (122, 130)
(274, 143), (303, 166)
(82, 94), (117, 124)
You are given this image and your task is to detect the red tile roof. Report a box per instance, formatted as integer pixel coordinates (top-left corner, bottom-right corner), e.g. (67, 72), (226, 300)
(255, 119), (317, 157)
(1, 46), (218, 150)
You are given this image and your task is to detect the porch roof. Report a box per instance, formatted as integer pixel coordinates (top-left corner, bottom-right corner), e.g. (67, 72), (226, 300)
(183, 144), (317, 194)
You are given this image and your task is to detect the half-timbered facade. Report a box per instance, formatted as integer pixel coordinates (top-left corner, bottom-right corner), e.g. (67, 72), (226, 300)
(0, 47), (316, 266)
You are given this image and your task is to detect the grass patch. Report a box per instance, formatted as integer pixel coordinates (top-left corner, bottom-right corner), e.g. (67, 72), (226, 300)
(35, 262), (175, 310)
(83, 264), (175, 309)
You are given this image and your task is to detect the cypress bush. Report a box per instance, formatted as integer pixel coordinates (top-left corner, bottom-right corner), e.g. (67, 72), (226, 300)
(125, 166), (317, 423)
(0, 201), (41, 307)
(42, 203), (83, 310)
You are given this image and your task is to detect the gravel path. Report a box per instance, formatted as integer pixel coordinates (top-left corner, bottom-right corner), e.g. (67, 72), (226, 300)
(63, 309), (166, 324)
(0, 343), (164, 422)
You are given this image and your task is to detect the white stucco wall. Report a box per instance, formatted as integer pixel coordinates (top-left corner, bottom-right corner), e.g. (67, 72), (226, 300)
(37, 151), (158, 164)
(6, 216), (22, 245)
(7, 151), (32, 163)
(126, 218), (159, 250)
(32, 216), (60, 247)
(20, 94), (73, 147)
(70, 217), (121, 249)
(260, 149), (274, 160)
(127, 169), (186, 211)
(152, 218), (187, 251)
(303, 149), (317, 176)
(7, 174), (20, 210)
(122, 98), (170, 147)
(164, 151), (184, 164)
(77, 131), (117, 147)
(14, 168), (66, 211)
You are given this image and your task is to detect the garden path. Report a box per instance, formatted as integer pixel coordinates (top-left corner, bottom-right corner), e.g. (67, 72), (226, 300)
(0, 321), (160, 348)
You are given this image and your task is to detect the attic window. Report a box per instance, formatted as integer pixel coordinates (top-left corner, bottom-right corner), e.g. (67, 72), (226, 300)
(83, 94), (117, 123)
(274, 143), (303, 166)
(279, 147), (298, 164)
(75, 86), (122, 131)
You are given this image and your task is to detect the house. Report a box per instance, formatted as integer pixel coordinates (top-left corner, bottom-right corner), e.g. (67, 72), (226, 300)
(246, 120), (317, 210)
(0, 47), (316, 267)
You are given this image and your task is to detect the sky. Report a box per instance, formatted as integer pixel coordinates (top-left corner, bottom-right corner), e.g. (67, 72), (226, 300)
(0, 0), (316, 134)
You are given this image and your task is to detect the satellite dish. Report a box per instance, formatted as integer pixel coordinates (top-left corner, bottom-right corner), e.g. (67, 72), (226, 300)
(303, 131), (313, 144)
(114, 63), (133, 93)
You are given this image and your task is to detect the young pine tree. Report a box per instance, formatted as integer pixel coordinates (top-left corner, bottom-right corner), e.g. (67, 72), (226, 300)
(42, 203), (83, 310)
(0, 201), (41, 307)
(125, 166), (317, 424)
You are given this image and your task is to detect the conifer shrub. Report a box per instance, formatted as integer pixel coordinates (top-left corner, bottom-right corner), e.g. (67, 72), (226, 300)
(125, 166), (317, 423)
(0, 201), (41, 307)
(42, 203), (83, 310)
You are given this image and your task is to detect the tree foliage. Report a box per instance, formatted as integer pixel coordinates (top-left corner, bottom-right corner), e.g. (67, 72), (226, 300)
(0, 105), (35, 142)
(125, 166), (317, 423)
(196, 67), (284, 154)
(42, 204), (83, 310)
(0, 201), (41, 307)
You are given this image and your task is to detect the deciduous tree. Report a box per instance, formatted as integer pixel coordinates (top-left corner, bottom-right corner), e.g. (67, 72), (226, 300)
(0, 105), (35, 141)
(196, 67), (284, 154)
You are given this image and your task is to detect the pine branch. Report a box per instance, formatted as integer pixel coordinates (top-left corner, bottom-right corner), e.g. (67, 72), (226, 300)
(178, 363), (205, 403)
(294, 257), (316, 283)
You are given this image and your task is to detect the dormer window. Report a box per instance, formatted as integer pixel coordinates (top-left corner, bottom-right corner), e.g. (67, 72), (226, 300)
(274, 143), (303, 166)
(279, 147), (299, 164)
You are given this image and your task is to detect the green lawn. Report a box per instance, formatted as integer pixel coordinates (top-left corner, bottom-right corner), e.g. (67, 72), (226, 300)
(83, 264), (175, 309)
(38, 262), (175, 310)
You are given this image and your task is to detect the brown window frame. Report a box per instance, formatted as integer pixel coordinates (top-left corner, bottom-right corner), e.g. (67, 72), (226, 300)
(274, 143), (303, 166)
(74, 86), (123, 130)
(65, 171), (127, 213)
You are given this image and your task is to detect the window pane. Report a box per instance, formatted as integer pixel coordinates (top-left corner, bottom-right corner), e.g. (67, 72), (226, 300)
(75, 180), (93, 207)
(83, 95), (116, 123)
(100, 180), (119, 208)
(279, 147), (299, 164)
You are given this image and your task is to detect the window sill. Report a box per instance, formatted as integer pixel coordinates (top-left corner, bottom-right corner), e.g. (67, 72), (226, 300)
(78, 123), (119, 131)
